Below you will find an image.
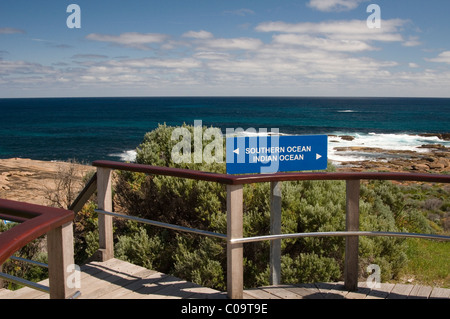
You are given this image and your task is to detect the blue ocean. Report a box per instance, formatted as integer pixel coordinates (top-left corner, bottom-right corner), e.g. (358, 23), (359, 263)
(0, 97), (449, 164)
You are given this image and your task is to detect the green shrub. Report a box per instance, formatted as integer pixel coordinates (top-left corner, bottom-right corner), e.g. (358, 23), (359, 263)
(173, 236), (225, 290)
(115, 221), (163, 270)
(113, 124), (431, 289)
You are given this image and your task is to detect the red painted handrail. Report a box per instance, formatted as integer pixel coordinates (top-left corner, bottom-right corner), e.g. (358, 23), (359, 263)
(93, 160), (450, 185)
(0, 199), (74, 266)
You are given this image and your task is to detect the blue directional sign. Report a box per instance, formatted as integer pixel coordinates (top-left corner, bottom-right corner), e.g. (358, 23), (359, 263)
(226, 135), (328, 174)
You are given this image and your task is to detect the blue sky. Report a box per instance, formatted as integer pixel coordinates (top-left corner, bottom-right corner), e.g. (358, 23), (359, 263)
(1, 0), (450, 97)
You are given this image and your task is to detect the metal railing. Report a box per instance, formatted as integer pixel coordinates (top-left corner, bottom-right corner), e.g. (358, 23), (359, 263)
(91, 160), (450, 299)
(0, 198), (79, 299)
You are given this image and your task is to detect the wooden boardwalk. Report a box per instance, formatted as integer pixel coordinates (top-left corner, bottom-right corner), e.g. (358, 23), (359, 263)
(0, 258), (449, 299)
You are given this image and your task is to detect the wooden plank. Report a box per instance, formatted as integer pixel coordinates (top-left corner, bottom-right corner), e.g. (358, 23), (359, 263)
(87, 258), (147, 279)
(387, 283), (414, 299)
(285, 283), (324, 299)
(3, 287), (38, 299)
(139, 280), (199, 299)
(4, 279), (49, 299)
(137, 275), (193, 299)
(430, 287), (450, 299)
(103, 272), (168, 299)
(3, 258), (450, 300)
(316, 282), (348, 299)
(243, 292), (257, 299)
(366, 282), (395, 299)
(76, 261), (132, 298)
(79, 265), (151, 299)
(408, 285), (432, 299)
(243, 288), (282, 299)
(183, 287), (227, 299)
(98, 270), (161, 299)
(345, 281), (372, 299)
(260, 286), (304, 299)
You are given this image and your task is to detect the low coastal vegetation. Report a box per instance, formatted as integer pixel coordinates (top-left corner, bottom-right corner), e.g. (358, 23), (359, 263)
(1, 124), (448, 290)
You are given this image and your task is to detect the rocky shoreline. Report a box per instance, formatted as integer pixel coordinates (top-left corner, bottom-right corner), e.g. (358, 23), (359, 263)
(330, 134), (450, 174)
(333, 144), (450, 173)
(0, 158), (94, 206)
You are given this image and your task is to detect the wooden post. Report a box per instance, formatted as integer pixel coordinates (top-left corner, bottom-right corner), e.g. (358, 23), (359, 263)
(344, 180), (360, 291)
(97, 167), (114, 261)
(270, 181), (282, 286)
(47, 221), (77, 299)
(227, 184), (243, 299)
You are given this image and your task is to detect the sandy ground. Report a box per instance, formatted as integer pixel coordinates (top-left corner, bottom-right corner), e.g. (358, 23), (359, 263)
(0, 158), (95, 207)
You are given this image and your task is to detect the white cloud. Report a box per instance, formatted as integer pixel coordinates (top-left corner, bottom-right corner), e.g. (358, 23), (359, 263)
(426, 51), (450, 64)
(255, 19), (406, 42)
(182, 30), (214, 39)
(72, 54), (108, 59)
(307, 0), (367, 12)
(0, 59), (55, 75)
(86, 32), (168, 49)
(193, 52), (230, 60)
(200, 37), (263, 51)
(402, 36), (421, 47)
(224, 8), (255, 16)
(184, 30), (264, 51)
(272, 34), (375, 52)
(0, 27), (25, 34)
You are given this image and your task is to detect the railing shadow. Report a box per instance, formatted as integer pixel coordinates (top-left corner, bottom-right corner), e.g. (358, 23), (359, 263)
(79, 260), (227, 299)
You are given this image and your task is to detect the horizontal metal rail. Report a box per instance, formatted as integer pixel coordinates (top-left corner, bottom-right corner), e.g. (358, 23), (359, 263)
(230, 231), (450, 244)
(9, 256), (48, 268)
(95, 209), (227, 240)
(0, 271), (49, 293)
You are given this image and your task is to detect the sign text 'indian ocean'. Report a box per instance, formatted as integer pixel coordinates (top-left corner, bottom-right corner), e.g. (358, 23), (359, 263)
(226, 135), (328, 174)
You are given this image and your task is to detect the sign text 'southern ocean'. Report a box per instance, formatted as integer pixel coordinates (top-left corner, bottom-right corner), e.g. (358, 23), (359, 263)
(226, 135), (328, 174)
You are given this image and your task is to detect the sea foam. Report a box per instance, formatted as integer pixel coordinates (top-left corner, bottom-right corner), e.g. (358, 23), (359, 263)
(328, 132), (449, 164)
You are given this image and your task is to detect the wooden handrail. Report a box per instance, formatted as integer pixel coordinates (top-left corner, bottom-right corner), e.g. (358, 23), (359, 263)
(0, 199), (76, 299)
(93, 160), (236, 184)
(93, 160), (450, 185)
(0, 199), (74, 266)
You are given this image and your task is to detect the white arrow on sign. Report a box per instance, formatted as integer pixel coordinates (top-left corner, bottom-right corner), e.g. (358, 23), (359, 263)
(316, 153), (322, 160)
(234, 148), (240, 155)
